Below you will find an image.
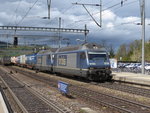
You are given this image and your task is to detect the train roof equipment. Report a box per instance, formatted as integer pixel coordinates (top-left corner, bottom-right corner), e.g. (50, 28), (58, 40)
(56, 43), (106, 52)
(37, 48), (57, 55)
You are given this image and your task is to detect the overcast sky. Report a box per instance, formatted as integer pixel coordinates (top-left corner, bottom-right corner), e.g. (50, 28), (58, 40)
(0, 0), (150, 49)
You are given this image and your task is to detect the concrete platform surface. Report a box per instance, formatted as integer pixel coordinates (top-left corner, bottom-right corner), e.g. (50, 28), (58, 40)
(0, 92), (9, 113)
(113, 72), (150, 85)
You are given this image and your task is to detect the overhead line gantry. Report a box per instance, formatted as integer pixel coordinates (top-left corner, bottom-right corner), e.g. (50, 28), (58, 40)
(0, 26), (89, 34)
(0, 25), (89, 47)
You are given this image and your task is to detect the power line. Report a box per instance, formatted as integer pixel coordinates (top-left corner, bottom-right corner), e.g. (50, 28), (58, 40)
(102, 0), (138, 17)
(70, 9), (141, 30)
(67, 0), (127, 27)
(14, 0), (23, 25)
(103, 0), (115, 7)
(7, 0), (23, 26)
(16, 0), (39, 26)
(42, 0), (83, 27)
(72, 2), (102, 27)
(93, 0), (138, 16)
(65, 0), (138, 28)
(61, 5), (74, 14)
(5, 0), (23, 46)
(98, 19), (141, 31)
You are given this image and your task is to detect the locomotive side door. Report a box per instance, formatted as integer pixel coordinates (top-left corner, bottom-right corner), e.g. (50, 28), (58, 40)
(79, 52), (86, 77)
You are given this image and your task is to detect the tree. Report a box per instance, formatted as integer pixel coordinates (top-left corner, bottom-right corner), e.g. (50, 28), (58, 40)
(116, 44), (127, 61)
(108, 44), (115, 58)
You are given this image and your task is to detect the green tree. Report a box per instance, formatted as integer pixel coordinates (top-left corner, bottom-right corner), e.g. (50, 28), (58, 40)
(116, 44), (127, 61)
(108, 44), (115, 58)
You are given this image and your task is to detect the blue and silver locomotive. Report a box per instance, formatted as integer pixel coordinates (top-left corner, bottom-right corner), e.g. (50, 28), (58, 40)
(53, 43), (112, 81)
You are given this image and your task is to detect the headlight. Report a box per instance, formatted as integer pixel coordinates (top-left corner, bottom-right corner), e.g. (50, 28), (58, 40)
(104, 62), (109, 65)
(89, 67), (94, 69)
(89, 63), (96, 65)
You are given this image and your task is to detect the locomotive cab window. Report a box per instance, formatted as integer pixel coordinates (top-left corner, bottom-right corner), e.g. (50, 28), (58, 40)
(80, 52), (86, 59)
(88, 52), (107, 60)
(47, 55), (51, 59)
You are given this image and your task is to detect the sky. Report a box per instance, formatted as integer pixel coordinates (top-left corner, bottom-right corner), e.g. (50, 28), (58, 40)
(0, 0), (150, 49)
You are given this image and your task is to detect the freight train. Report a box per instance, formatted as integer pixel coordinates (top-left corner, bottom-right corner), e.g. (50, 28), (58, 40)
(0, 56), (12, 65)
(2, 43), (112, 81)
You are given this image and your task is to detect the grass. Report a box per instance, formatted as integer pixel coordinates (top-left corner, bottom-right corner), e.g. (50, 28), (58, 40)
(0, 45), (52, 57)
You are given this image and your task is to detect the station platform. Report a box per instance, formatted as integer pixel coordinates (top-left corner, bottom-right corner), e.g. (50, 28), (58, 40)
(112, 72), (150, 86)
(0, 92), (9, 113)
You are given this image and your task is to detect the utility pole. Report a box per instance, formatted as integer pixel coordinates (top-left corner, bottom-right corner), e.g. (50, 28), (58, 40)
(47, 0), (51, 19)
(84, 24), (87, 43)
(100, 0), (102, 27)
(59, 17), (61, 48)
(141, 0), (145, 74)
(6, 34), (8, 48)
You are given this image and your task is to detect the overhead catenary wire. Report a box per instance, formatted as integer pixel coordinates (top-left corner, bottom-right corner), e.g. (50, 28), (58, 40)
(72, 17), (140, 31)
(73, 0), (127, 27)
(71, 19), (140, 30)
(61, 5), (74, 14)
(72, 2), (102, 27)
(43, 4), (75, 27)
(42, 0), (84, 27)
(93, 0), (137, 16)
(14, 0), (23, 25)
(82, 4), (101, 27)
(7, 0), (23, 26)
(98, 19), (141, 31)
(16, 0), (39, 26)
(65, 0), (138, 28)
(6, 0), (39, 46)
(65, 0), (127, 27)
(103, 0), (115, 7)
(5, 0), (23, 46)
(13, 0), (39, 40)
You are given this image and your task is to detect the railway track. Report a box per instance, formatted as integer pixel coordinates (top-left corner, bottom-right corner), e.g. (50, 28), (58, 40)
(0, 67), (69, 113)
(6, 66), (150, 113)
(70, 85), (150, 113)
(10, 66), (150, 98)
(91, 82), (150, 98)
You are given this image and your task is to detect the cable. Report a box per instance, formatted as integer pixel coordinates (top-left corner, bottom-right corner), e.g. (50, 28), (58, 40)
(16, 0), (39, 26)
(98, 19), (141, 31)
(65, 0), (138, 28)
(7, 0), (23, 26)
(42, 0), (82, 28)
(4, 0), (23, 44)
(14, 0), (23, 25)
(61, 5), (74, 14)
(65, 0), (123, 27)
(82, 4), (101, 27)
(103, 0), (115, 7)
(94, 0), (138, 16)
(71, 5), (140, 29)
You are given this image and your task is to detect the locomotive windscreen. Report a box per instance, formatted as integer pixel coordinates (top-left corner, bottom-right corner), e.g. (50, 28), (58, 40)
(88, 52), (107, 61)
